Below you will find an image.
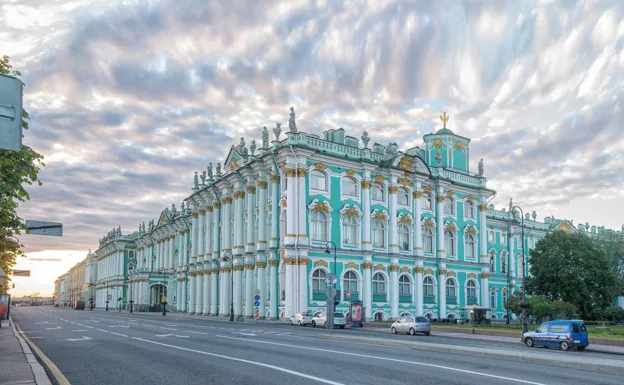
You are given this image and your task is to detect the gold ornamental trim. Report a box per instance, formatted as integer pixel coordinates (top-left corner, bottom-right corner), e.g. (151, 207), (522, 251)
(372, 211), (388, 221)
(423, 219), (436, 228)
(361, 180), (372, 189)
(362, 262), (373, 270)
(374, 264), (385, 271)
(314, 260), (328, 268)
(313, 163), (327, 171)
(373, 175), (385, 183)
(233, 190), (246, 199)
(269, 174), (279, 183)
(398, 156), (414, 172)
(220, 267), (231, 273)
(398, 178), (411, 187)
(246, 242), (255, 246)
(454, 141), (464, 151)
(437, 196), (445, 203)
(222, 197), (233, 205)
(284, 257), (297, 265)
(433, 138), (444, 148)
(257, 180), (268, 189)
(467, 273), (477, 279)
(345, 262), (358, 270)
(413, 191), (423, 199)
(446, 191), (454, 197)
(256, 261), (267, 269)
(438, 269), (447, 276)
(268, 260), (279, 267)
(466, 226), (477, 235)
(446, 222), (458, 232)
(310, 202), (330, 214)
(479, 204), (488, 211)
(466, 195), (475, 201)
(285, 168), (297, 178)
(388, 186), (399, 194)
(233, 265), (245, 272)
(389, 265), (399, 272)
(213, 202), (220, 209)
(231, 159), (239, 171)
(423, 185), (433, 193)
(298, 258), (310, 265)
(191, 212), (199, 218)
(424, 268), (434, 275)
(245, 185), (257, 194)
(398, 215), (413, 225)
(481, 273), (490, 279)
(244, 263), (255, 270)
(413, 267), (424, 273)
(297, 168), (308, 177)
(447, 271), (456, 277)
(346, 169), (356, 177)
(343, 207), (360, 217)
(280, 200), (287, 208)
(206, 205), (214, 212)
(400, 267), (410, 273)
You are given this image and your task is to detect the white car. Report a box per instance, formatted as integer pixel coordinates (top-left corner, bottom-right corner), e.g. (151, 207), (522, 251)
(312, 312), (346, 329)
(290, 312), (313, 326)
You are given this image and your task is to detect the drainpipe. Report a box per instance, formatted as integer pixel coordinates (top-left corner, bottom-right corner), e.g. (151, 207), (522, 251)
(289, 145), (300, 314)
(271, 150), (281, 319)
(210, 184), (222, 315)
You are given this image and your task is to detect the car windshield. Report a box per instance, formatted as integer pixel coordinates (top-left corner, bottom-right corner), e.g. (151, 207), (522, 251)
(334, 313), (344, 318)
(416, 317), (429, 323)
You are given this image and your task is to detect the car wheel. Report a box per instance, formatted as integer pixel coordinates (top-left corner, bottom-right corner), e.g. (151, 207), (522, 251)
(339, 326), (344, 329)
(560, 341), (570, 351)
(424, 332), (431, 336)
(312, 321), (316, 328)
(290, 320), (293, 326)
(298, 320), (302, 326)
(391, 327), (397, 334)
(525, 337), (534, 348)
(577, 347), (586, 351)
(409, 328), (416, 336)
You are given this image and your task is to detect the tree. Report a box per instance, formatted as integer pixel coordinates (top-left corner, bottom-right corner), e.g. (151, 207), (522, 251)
(593, 230), (624, 298)
(527, 230), (618, 319)
(0, 55), (45, 292)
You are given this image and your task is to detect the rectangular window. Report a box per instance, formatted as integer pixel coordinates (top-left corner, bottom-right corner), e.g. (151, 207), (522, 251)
(311, 173), (326, 191)
(373, 229), (385, 248)
(423, 196), (432, 211)
(423, 232), (433, 254)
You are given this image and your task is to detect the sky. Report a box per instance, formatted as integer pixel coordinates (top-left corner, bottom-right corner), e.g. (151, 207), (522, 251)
(3, 0), (624, 296)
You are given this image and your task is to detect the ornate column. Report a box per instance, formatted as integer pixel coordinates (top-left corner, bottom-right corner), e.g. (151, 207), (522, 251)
(437, 187), (446, 260)
(203, 269), (210, 315)
(222, 196), (233, 254)
(479, 202), (488, 264)
(256, 256), (267, 319)
(297, 167), (308, 246)
(233, 189), (245, 256)
(390, 259), (399, 318)
(205, 205), (213, 262)
(389, 183), (399, 254)
(195, 271), (204, 314)
(188, 270), (196, 315)
(413, 183), (423, 257)
(509, 232), (516, 279)
(169, 234), (175, 269)
(298, 258), (309, 314)
(481, 272), (490, 308)
(362, 259), (373, 321)
(270, 174), (279, 248)
(197, 208), (205, 263)
(438, 267), (447, 318)
(233, 258), (244, 318)
(284, 257), (295, 318)
(246, 184), (256, 254)
(269, 255), (279, 319)
(285, 165), (297, 246)
(414, 266), (424, 316)
(175, 278), (182, 311)
(210, 263), (219, 315)
(245, 256), (255, 318)
(220, 262), (231, 317)
(212, 203), (221, 261)
(362, 180), (372, 251)
(191, 211), (199, 264)
(257, 179), (268, 251)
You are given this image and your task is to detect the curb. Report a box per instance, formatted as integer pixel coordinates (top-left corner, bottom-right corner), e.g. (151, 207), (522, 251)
(12, 318), (70, 385)
(317, 335), (624, 376)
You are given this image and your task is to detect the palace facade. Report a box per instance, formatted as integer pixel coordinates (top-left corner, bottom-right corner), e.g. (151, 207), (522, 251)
(81, 109), (622, 320)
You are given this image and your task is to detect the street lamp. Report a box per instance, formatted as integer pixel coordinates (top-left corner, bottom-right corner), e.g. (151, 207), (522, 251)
(221, 251), (234, 322)
(101, 280), (110, 312)
(158, 267), (167, 316)
(128, 273), (134, 313)
(510, 204), (529, 334)
(324, 242), (338, 333)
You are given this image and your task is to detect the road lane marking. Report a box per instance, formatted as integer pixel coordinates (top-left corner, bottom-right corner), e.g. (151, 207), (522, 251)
(72, 329), (89, 332)
(45, 327), (62, 330)
(96, 328), (109, 333)
(215, 335), (548, 385)
(132, 337), (344, 385)
(67, 336), (92, 342)
(111, 332), (128, 337)
(156, 334), (189, 338)
(186, 331), (208, 335)
(109, 325), (130, 328)
(158, 327), (177, 330)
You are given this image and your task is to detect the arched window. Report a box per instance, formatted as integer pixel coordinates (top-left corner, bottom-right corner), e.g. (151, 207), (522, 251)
(342, 177), (358, 198)
(398, 188), (409, 206)
(312, 269), (327, 293)
(423, 227), (434, 254)
(422, 193), (433, 211)
(444, 197), (455, 215)
(398, 224), (410, 251)
(265, 207), (272, 242)
(279, 210), (286, 242)
(464, 201), (475, 219)
(372, 220), (386, 248)
(501, 232), (507, 246)
(310, 211), (329, 241)
(399, 275), (411, 295)
(342, 215), (358, 245)
(128, 263), (135, 271)
(489, 289), (497, 309)
(343, 271), (358, 293)
(501, 251), (507, 274)
(489, 250), (496, 272)
(374, 312), (386, 321)
(467, 280), (477, 300)
(446, 278), (457, 298)
(444, 230), (455, 256)
(310, 170), (327, 191)
(372, 183), (385, 202)
(423, 277), (435, 297)
(464, 233), (475, 259)
(488, 230), (495, 244)
(372, 272), (386, 297)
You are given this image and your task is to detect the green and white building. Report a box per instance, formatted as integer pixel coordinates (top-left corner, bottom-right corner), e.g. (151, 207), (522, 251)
(92, 109), (624, 319)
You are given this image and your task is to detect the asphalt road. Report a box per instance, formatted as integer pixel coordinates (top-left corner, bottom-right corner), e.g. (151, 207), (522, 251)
(10, 307), (624, 385)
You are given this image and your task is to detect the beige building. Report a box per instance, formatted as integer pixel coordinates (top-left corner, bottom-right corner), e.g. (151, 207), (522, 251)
(56, 250), (98, 306)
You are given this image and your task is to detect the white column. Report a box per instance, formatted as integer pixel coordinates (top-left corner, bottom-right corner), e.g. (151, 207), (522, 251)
(298, 259), (308, 314)
(223, 197), (232, 252)
(509, 233), (516, 278)
(269, 256), (278, 319)
(270, 175), (279, 248)
(363, 259), (372, 321)
(245, 258), (254, 318)
(188, 272), (196, 314)
(285, 166), (296, 245)
(174, 278), (180, 311)
(415, 266), (424, 316)
(479, 201), (488, 264)
(437, 187), (446, 260)
(233, 261), (243, 318)
(438, 268), (447, 318)
(198, 209), (205, 263)
(389, 184), (399, 254)
(362, 180), (372, 251)
(223, 267), (231, 317)
(234, 190), (244, 255)
(205, 206), (213, 262)
(169, 235), (175, 269)
(414, 184), (423, 257)
(297, 168), (308, 246)
(257, 256), (267, 319)
(257, 180), (268, 251)
(202, 271), (210, 315)
(195, 271), (203, 314)
(246, 185), (256, 254)
(390, 259), (399, 318)
(481, 273), (489, 308)
(285, 258), (294, 318)
(211, 264), (219, 315)
(212, 203), (220, 260)
(191, 212), (199, 262)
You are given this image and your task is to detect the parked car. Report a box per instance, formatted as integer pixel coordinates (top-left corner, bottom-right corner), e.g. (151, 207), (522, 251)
(290, 312), (313, 326)
(312, 312), (346, 329)
(521, 320), (589, 351)
(390, 316), (431, 336)
(74, 300), (85, 310)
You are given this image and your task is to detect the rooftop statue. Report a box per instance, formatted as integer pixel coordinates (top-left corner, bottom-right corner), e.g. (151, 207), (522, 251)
(361, 131), (370, 148)
(289, 106), (297, 133)
(478, 158), (484, 177)
(273, 122), (282, 141)
(532, 211), (537, 221)
(236, 137), (248, 156)
(181, 202), (186, 212)
(262, 126), (269, 148)
(435, 149), (442, 166)
(172, 203), (177, 214)
(440, 111), (449, 128)
(194, 172), (199, 189)
(117, 225), (121, 236)
(208, 163), (213, 180)
(250, 139), (256, 155)
(216, 162), (222, 177)
(200, 171), (206, 185)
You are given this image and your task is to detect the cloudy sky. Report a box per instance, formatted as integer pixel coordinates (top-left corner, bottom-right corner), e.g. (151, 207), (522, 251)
(4, 0), (624, 296)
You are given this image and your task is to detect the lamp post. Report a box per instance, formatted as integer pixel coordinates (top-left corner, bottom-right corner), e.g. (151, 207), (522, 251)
(510, 204), (529, 334)
(159, 267), (167, 316)
(102, 280), (110, 312)
(221, 251), (234, 322)
(128, 273), (134, 313)
(324, 242), (338, 333)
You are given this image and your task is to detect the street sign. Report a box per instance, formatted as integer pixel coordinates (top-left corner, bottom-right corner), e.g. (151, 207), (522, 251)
(13, 270), (30, 277)
(254, 295), (260, 301)
(107, 294), (112, 301)
(347, 291), (351, 299)
(255, 289), (260, 295)
(325, 273), (337, 285)
(325, 286), (337, 299)
(25, 220), (63, 237)
(253, 301), (261, 307)
(0, 74), (24, 152)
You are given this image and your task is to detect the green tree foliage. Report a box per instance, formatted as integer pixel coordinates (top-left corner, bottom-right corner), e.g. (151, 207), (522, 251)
(527, 230), (618, 319)
(593, 230), (624, 296)
(0, 55), (45, 292)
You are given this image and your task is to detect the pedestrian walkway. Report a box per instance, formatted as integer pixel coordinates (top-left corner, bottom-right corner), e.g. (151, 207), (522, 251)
(0, 318), (51, 385)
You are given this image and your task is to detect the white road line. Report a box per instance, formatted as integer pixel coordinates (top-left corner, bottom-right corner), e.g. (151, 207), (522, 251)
(111, 332), (128, 337)
(158, 327), (177, 330)
(215, 335), (548, 385)
(72, 330), (89, 332)
(132, 337), (344, 385)
(96, 328), (109, 333)
(186, 331), (208, 335)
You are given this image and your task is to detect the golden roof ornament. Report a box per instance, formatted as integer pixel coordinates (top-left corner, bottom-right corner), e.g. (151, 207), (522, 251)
(440, 112), (449, 128)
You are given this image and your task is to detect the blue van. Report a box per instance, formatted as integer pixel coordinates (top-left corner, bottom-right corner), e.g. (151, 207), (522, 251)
(521, 320), (589, 351)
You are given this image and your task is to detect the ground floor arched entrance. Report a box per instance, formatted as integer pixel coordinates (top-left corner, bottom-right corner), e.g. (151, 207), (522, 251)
(149, 284), (167, 312)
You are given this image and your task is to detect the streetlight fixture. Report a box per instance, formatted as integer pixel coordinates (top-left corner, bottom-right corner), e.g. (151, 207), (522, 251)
(324, 242), (338, 333)
(510, 204), (529, 334)
(221, 251), (234, 322)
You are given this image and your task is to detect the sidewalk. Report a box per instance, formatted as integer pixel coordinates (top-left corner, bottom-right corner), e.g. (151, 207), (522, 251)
(0, 318), (51, 385)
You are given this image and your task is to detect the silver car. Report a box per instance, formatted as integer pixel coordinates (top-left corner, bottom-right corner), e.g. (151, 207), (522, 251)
(391, 316), (431, 336)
